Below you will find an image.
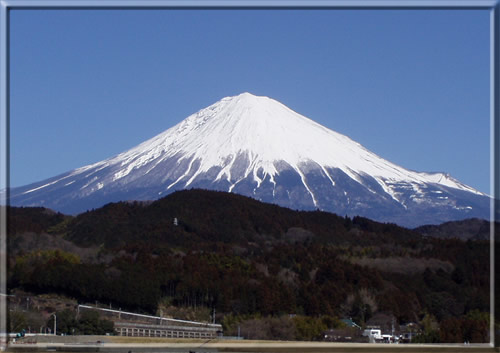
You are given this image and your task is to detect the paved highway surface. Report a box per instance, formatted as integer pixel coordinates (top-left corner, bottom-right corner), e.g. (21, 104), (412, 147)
(4, 337), (500, 353)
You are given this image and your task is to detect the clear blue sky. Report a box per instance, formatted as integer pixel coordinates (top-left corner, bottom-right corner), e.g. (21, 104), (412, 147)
(9, 8), (491, 194)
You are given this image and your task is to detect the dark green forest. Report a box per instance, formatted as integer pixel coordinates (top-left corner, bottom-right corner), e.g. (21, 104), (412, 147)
(7, 189), (491, 342)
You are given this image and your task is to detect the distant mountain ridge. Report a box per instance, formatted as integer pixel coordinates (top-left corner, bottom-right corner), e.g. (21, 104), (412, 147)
(9, 92), (490, 227)
(414, 218), (491, 240)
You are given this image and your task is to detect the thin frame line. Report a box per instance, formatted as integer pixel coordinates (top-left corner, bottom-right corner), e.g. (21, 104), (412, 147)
(0, 0), (498, 9)
(491, 0), (500, 349)
(0, 0), (8, 350)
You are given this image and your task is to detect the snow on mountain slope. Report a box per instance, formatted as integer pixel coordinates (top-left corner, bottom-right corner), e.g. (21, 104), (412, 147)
(9, 93), (490, 227)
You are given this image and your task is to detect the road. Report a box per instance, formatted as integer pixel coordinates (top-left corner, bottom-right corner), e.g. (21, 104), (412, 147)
(3, 335), (499, 353)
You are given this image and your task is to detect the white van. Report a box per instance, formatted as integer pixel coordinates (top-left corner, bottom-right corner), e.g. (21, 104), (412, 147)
(362, 329), (382, 342)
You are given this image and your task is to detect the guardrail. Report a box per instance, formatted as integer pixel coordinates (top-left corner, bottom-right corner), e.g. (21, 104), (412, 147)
(114, 321), (220, 339)
(77, 305), (221, 329)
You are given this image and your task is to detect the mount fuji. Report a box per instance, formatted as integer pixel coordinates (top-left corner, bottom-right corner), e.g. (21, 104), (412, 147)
(9, 92), (490, 227)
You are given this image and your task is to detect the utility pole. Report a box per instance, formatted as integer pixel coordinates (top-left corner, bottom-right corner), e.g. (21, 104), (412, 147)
(52, 314), (57, 336)
(391, 317), (395, 343)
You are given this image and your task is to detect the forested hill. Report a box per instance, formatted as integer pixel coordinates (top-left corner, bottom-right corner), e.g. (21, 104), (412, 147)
(414, 218), (490, 240)
(7, 189), (491, 343)
(63, 189), (424, 248)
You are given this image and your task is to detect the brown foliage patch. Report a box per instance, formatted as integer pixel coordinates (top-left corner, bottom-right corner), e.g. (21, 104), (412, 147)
(347, 256), (454, 274)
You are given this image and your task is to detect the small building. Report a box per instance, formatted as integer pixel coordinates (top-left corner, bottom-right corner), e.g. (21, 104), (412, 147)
(366, 312), (398, 334)
(399, 322), (420, 343)
(323, 318), (364, 343)
(323, 328), (367, 343)
(341, 318), (361, 329)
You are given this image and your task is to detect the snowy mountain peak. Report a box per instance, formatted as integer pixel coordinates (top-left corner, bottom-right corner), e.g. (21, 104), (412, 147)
(126, 92), (481, 198)
(10, 93), (490, 227)
(226, 91), (268, 102)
